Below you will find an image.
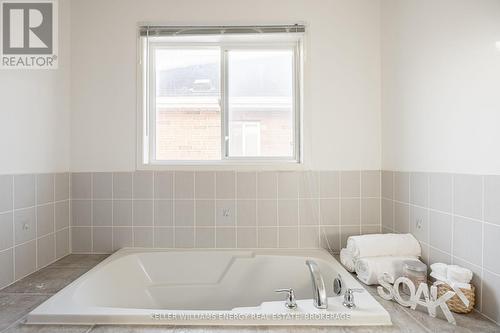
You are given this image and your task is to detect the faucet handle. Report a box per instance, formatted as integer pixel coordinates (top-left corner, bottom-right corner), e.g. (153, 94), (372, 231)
(343, 288), (364, 309)
(333, 274), (343, 295)
(275, 288), (297, 309)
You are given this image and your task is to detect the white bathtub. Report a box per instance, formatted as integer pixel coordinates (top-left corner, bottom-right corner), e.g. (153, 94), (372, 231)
(27, 249), (391, 326)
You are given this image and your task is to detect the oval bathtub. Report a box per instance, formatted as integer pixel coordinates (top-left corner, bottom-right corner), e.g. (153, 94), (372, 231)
(27, 249), (391, 326)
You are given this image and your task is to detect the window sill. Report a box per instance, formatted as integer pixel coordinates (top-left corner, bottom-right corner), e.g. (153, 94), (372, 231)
(136, 160), (304, 171)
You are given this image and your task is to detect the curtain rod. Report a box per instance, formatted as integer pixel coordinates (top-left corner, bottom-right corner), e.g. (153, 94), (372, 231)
(139, 24), (306, 37)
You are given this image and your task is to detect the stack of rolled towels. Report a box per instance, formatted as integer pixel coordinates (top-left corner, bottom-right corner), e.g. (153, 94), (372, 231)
(430, 263), (473, 307)
(340, 233), (422, 285)
(430, 263), (472, 286)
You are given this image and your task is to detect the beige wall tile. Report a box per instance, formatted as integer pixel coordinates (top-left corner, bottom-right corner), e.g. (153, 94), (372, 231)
(0, 249), (14, 289)
(195, 172), (215, 199)
(37, 174), (54, 205)
(453, 174), (483, 220)
(70, 173), (91, 200)
(320, 171), (339, 198)
(278, 227), (298, 248)
(236, 200), (256, 226)
(236, 172), (256, 199)
(54, 173), (69, 201)
(134, 171), (154, 199)
(453, 216), (482, 266)
(277, 172), (299, 199)
(14, 207), (36, 244)
(320, 198), (339, 226)
(55, 200), (69, 230)
(0, 175), (13, 212)
(71, 227), (91, 253)
(37, 233), (55, 268)
(299, 199), (319, 225)
(14, 240), (36, 279)
(257, 227), (277, 248)
(215, 171), (235, 199)
(37, 203), (54, 237)
(154, 171), (173, 199)
(361, 170), (380, 198)
(93, 227), (112, 253)
(14, 175), (35, 209)
(154, 200), (173, 227)
(341, 171), (360, 197)
(0, 212), (13, 251)
(257, 172), (277, 199)
(92, 173), (112, 199)
(112, 172), (133, 199)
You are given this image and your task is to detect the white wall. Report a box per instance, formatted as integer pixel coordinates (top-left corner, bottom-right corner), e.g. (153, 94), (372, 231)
(70, 0), (381, 172)
(381, 0), (500, 175)
(0, 0), (71, 175)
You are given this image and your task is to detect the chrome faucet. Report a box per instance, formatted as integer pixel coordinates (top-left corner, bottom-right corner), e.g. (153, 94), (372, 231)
(305, 260), (328, 309)
(275, 288), (297, 309)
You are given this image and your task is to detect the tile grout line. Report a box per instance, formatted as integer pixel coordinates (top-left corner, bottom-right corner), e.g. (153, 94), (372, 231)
(193, 171), (196, 247)
(52, 175), (57, 262)
(426, 174), (430, 263)
(151, 172), (155, 248)
(338, 171), (342, 249)
(296, 172), (300, 248)
(359, 171), (362, 236)
(131, 172), (135, 247)
(480, 175), (485, 312)
(111, 172), (114, 252)
(234, 172), (237, 248)
(34, 176), (38, 271)
(69, 173), (72, 254)
(318, 172), (322, 249)
(391, 171), (395, 233)
(213, 172), (216, 247)
(90, 173), (94, 253)
(253, 173), (258, 248)
(12, 176), (15, 286)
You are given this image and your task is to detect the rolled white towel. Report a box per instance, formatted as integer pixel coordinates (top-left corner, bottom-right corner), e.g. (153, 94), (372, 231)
(347, 233), (421, 259)
(430, 263), (448, 279)
(355, 256), (419, 285)
(447, 265), (473, 284)
(340, 248), (355, 272)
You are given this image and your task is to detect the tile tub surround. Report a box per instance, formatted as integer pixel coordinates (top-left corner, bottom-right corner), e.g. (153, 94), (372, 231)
(0, 255), (498, 333)
(0, 173), (71, 290)
(381, 170), (500, 325)
(70, 171), (382, 253)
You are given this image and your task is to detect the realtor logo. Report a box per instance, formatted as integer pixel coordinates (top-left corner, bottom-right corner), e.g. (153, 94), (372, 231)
(1, 0), (58, 69)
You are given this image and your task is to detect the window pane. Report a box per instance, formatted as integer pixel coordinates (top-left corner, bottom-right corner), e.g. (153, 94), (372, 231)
(227, 50), (294, 158)
(155, 48), (221, 160)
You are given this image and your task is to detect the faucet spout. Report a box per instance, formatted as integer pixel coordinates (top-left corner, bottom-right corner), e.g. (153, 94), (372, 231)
(305, 260), (328, 309)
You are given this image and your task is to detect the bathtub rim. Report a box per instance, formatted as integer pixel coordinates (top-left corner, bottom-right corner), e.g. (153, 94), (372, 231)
(26, 248), (393, 326)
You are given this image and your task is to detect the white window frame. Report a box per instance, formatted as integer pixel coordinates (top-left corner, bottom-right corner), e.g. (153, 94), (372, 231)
(137, 36), (303, 167)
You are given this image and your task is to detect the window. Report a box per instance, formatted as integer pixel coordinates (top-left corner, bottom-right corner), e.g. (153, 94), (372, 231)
(140, 26), (304, 165)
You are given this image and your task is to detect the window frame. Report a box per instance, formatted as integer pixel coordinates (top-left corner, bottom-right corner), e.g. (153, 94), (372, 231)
(138, 37), (303, 167)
